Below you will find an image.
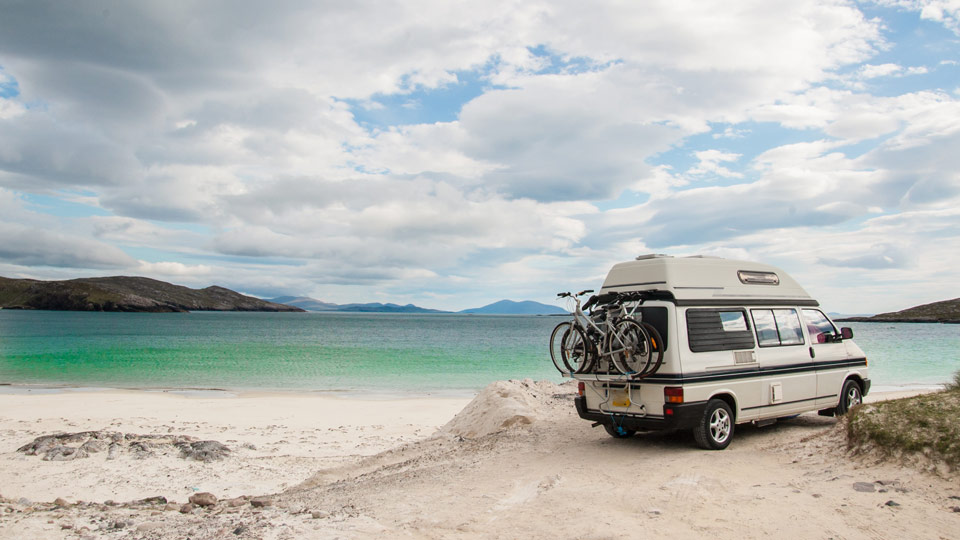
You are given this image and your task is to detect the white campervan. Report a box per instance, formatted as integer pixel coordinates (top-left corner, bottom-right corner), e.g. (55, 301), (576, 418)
(566, 255), (869, 450)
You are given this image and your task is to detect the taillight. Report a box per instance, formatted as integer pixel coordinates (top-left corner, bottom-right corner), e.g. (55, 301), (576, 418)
(664, 386), (684, 404)
(577, 382), (585, 396)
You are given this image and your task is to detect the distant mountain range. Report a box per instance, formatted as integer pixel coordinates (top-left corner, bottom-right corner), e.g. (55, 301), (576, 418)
(0, 276), (303, 313)
(0, 275), (568, 315)
(268, 296), (567, 315)
(836, 298), (960, 324)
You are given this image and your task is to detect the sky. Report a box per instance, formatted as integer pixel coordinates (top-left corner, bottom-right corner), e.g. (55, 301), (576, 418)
(0, 0), (958, 314)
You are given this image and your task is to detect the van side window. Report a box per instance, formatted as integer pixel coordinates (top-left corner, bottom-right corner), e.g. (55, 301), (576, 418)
(751, 309), (804, 347)
(686, 309), (755, 352)
(803, 309), (837, 344)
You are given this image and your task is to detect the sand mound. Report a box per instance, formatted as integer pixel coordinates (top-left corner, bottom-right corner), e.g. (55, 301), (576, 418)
(439, 379), (566, 439)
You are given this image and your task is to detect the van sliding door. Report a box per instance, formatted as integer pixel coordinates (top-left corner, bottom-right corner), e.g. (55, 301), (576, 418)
(749, 308), (815, 416)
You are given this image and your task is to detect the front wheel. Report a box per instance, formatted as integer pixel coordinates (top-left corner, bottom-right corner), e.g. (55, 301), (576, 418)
(834, 379), (863, 416)
(606, 319), (651, 376)
(693, 399), (734, 450)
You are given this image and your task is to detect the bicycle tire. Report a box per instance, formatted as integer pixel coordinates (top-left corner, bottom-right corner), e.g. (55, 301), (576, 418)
(549, 322), (574, 374)
(560, 324), (592, 374)
(606, 319), (652, 376)
(635, 321), (665, 379)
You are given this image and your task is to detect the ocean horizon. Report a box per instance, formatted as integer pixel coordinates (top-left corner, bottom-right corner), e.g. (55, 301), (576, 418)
(1, 311), (956, 396)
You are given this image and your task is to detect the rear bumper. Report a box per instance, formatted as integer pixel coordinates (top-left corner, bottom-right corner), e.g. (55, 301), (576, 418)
(862, 378), (871, 397)
(574, 396), (707, 432)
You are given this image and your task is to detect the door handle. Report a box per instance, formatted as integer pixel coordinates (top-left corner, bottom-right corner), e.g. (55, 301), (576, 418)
(809, 346), (816, 359)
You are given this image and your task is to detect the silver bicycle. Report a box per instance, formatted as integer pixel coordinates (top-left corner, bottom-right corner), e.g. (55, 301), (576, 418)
(549, 290), (663, 378)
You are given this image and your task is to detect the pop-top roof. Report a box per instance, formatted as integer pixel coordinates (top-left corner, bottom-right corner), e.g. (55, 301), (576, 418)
(599, 255), (815, 305)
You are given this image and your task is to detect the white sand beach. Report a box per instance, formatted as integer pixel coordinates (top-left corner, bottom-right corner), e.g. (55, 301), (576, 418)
(1, 382), (957, 539)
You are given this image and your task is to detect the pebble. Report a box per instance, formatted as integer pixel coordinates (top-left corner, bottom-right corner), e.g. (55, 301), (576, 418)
(227, 498), (247, 507)
(179, 503), (196, 514)
(311, 511), (328, 519)
(131, 496), (168, 506)
(852, 482), (875, 493)
(250, 497), (272, 508)
(163, 503), (180, 512)
(189, 492), (218, 507)
(136, 522), (163, 532)
(54, 497), (70, 507)
(885, 500), (900, 507)
(951, 506), (960, 513)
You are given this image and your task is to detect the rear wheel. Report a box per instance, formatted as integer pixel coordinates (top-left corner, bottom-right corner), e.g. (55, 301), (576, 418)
(693, 399), (734, 450)
(834, 379), (863, 416)
(560, 325), (593, 374)
(549, 322), (574, 374)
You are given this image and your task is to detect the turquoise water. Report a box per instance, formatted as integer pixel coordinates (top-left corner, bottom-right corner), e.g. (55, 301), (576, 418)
(0, 311), (956, 394)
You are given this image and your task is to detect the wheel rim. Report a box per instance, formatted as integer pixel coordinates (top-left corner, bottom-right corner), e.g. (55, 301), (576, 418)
(846, 386), (862, 408)
(709, 408), (731, 444)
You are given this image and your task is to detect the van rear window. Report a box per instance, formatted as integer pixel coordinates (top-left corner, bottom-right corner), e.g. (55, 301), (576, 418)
(686, 309), (756, 352)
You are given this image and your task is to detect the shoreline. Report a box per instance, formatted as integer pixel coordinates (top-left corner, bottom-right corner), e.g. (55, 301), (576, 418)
(0, 380), (945, 399)
(0, 382), (487, 400)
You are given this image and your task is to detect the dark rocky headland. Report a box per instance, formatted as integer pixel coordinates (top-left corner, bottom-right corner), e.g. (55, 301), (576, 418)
(837, 297), (960, 324)
(0, 276), (304, 313)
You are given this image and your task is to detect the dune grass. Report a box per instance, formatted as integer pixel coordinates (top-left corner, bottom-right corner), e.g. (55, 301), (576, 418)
(846, 374), (960, 471)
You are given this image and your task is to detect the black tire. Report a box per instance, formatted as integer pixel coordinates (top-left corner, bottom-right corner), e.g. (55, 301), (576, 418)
(549, 322), (574, 374)
(606, 319), (651, 376)
(635, 321), (664, 379)
(603, 423), (636, 439)
(560, 325), (592, 374)
(693, 399), (735, 450)
(834, 379), (863, 416)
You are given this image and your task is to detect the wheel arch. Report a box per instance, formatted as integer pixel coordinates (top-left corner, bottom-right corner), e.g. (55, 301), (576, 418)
(707, 392), (738, 423)
(843, 372), (866, 394)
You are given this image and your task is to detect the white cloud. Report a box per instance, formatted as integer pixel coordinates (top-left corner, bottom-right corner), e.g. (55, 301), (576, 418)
(0, 1), (956, 314)
(0, 222), (137, 269)
(687, 150), (744, 178)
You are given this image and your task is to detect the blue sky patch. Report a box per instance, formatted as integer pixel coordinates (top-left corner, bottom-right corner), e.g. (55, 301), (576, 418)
(343, 68), (500, 129)
(0, 68), (19, 99)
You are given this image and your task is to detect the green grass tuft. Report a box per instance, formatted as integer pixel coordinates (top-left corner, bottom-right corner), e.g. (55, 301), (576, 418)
(846, 376), (960, 471)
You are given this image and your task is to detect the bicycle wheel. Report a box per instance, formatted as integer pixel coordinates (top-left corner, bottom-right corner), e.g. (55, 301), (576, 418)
(606, 319), (652, 376)
(635, 321), (665, 379)
(560, 324), (593, 374)
(549, 322), (574, 374)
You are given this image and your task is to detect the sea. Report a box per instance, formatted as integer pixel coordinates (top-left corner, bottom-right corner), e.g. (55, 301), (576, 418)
(0, 311), (956, 396)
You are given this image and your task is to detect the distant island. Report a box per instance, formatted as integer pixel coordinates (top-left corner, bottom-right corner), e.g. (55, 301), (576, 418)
(269, 296), (567, 315)
(267, 296), (446, 314)
(836, 297), (960, 324)
(0, 276), (303, 313)
(459, 299), (568, 315)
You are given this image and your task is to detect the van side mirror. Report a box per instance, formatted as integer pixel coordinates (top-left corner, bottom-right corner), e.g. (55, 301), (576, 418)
(840, 327), (854, 340)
